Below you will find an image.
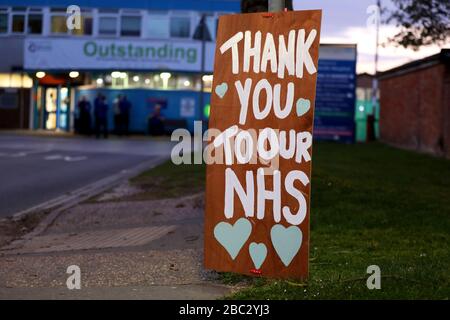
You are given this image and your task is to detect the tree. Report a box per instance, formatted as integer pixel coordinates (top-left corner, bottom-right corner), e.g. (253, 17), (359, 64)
(241, 0), (293, 13)
(385, 0), (450, 50)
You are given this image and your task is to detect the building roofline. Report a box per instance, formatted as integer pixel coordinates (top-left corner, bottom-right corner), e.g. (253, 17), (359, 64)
(379, 49), (450, 80)
(320, 43), (357, 48)
(0, 0), (241, 12)
(357, 72), (373, 77)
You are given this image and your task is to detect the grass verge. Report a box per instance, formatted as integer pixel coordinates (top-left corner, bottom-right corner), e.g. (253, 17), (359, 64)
(128, 157), (206, 200)
(132, 142), (450, 299)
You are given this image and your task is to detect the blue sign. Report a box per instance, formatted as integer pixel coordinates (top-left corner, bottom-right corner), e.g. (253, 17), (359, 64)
(314, 45), (357, 143)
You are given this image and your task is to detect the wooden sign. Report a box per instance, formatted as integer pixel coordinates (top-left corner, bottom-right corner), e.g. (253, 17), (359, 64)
(204, 10), (322, 279)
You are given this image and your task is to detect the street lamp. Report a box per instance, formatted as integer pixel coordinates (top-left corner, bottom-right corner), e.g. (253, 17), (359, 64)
(69, 71), (79, 78)
(36, 71), (45, 79)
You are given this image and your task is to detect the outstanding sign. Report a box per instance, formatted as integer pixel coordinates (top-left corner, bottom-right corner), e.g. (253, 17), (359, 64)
(24, 38), (215, 72)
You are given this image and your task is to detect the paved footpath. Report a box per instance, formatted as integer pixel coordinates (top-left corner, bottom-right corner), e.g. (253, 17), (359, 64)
(0, 189), (234, 299)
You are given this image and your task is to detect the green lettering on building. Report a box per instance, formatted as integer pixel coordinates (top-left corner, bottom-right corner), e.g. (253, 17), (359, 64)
(82, 41), (198, 63)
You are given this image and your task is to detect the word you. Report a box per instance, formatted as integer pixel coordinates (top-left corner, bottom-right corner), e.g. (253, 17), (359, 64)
(234, 78), (311, 125)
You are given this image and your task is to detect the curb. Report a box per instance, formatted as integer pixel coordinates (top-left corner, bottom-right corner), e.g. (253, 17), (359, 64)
(11, 156), (168, 241)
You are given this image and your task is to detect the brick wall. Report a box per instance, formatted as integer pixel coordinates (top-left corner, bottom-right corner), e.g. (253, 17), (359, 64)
(443, 71), (450, 159)
(379, 64), (448, 158)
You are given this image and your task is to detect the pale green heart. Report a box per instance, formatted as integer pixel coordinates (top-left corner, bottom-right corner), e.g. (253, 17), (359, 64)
(214, 218), (252, 260)
(249, 242), (267, 270)
(296, 98), (311, 117)
(215, 82), (228, 99)
(270, 224), (302, 267)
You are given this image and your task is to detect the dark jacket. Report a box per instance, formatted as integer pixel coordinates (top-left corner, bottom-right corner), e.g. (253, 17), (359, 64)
(94, 98), (108, 120)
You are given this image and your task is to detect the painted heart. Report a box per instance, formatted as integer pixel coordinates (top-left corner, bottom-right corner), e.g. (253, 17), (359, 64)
(215, 82), (228, 99)
(214, 218), (252, 260)
(270, 224), (302, 267)
(296, 98), (311, 117)
(249, 242), (267, 270)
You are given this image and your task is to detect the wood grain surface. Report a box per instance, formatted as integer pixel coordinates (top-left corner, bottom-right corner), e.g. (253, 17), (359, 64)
(204, 10), (322, 279)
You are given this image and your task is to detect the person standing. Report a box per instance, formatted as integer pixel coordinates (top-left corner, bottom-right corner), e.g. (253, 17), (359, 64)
(77, 95), (92, 135)
(113, 94), (122, 135)
(119, 95), (132, 135)
(94, 94), (109, 139)
(148, 104), (165, 136)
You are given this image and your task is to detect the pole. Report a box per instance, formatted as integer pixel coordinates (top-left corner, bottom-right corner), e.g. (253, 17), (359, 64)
(372, 0), (380, 111)
(368, 0), (380, 141)
(373, 1), (381, 111)
(199, 14), (206, 123)
(19, 72), (24, 129)
(268, 0), (285, 12)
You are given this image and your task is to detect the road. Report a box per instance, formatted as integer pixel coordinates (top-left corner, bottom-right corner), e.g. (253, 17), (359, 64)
(0, 133), (174, 217)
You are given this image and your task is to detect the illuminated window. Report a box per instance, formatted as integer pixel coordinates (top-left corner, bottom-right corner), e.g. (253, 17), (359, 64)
(0, 74), (11, 87)
(92, 72), (202, 91)
(51, 15), (68, 34)
(0, 73), (33, 88)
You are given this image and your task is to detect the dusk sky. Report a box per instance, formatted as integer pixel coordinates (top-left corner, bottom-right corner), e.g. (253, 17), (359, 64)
(293, 0), (449, 74)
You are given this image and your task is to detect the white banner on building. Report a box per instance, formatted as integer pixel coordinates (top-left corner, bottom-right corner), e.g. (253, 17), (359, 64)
(24, 38), (214, 72)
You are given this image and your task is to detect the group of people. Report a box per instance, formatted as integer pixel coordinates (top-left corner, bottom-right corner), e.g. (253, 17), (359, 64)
(75, 93), (132, 138)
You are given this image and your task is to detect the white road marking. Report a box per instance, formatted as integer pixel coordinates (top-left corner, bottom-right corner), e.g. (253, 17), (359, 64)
(0, 149), (52, 158)
(64, 156), (87, 162)
(44, 154), (63, 160)
(0, 149), (87, 161)
(44, 155), (87, 162)
(10, 152), (27, 157)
